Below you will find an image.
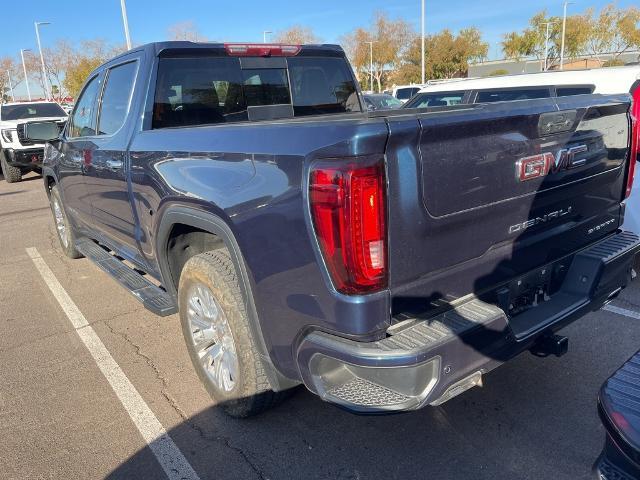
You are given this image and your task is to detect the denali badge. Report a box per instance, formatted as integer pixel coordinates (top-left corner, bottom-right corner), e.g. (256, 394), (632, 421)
(516, 145), (588, 182)
(509, 207), (572, 234)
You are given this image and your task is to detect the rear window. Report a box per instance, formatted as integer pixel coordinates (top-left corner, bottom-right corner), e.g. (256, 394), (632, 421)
(396, 87), (420, 100)
(476, 88), (551, 103)
(404, 92), (465, 108)
(1, 102), (66, 121)
(152, 55), (360, 129)
(556, 86), (594, 97)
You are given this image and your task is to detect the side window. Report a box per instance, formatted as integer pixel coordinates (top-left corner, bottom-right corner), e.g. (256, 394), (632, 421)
(69, 75), (100, 138)
(557, 86), (594, 97)
(408, 92), (465, 108)
(98, 61), (138, 135)
(476, 88), (551, 103)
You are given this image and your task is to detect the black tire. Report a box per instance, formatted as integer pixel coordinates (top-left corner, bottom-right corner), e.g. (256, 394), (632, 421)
(179, 249), (289, 417)
(49, 185), (82, 259)
(0, 151), (22, 183)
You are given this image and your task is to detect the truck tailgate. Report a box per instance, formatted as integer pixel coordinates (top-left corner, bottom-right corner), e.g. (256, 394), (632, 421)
(384, 94), (633, 307)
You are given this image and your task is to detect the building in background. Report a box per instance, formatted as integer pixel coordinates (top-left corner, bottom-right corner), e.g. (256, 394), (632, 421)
(469, 51), (640, 77)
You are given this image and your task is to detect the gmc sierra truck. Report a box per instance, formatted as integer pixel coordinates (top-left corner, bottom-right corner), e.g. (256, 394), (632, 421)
(0, 102), (67, 183)
(25, 41), (640, 417)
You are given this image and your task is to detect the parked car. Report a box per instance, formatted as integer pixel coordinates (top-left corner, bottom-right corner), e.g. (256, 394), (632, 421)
(29, 41), (639, 418)
(363, 93), (403, 111)
(595, 349), (640, 479)
(389, 84), (423, 103)
(404, 66), (640, 108)
(0, 101), (67, 183)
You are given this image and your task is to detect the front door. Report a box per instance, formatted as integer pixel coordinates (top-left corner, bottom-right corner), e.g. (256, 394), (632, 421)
(58, 73), (102, 227)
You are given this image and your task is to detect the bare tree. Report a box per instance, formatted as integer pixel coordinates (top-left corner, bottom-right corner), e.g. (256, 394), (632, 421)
(0, 57), (22, 103)
(167, 21), (207, 42)
(274, 25), (321, 44)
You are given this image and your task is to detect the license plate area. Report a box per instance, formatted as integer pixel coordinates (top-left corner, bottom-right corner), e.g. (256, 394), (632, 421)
(496, 259), (571, 317)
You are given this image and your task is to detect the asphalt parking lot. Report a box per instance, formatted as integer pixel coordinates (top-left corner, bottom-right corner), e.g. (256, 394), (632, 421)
(2, 172), (640, 480)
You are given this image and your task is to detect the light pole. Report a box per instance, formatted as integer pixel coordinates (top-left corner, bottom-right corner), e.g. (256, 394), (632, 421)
(560, 1), (574, 71)
(541, 22), (556, 71)
(421, 0), (425, 84)
(7, 72), (15, 102)
(263, 31), (272, 43)
(120, 0), (132, 50)
(35, 21), (51, 100)
(20, 49), (31, 101)
(364, 41), (377, 92)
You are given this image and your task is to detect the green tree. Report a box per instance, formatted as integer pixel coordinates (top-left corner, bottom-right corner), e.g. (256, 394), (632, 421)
(584, 5), (640, 62)
(393, 28), (488, 84)
(502, 10), (589, 68)
(62, 39), (124, 98)
(341, 12), (413, 92)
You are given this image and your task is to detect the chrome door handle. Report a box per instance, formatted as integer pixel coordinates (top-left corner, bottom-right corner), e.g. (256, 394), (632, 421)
(105, 159), (123, 171)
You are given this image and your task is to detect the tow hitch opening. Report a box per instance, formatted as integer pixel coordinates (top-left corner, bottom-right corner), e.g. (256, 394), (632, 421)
(530, 334), (569, 358)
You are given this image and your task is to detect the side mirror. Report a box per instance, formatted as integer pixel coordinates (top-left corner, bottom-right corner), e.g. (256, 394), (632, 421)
(23, 121), (61, 142)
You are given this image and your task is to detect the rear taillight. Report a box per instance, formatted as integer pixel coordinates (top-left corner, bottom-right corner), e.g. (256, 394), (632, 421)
(626, 83), (640, 199)
(309, 157), (387, 294)
(224, 43), (301, 57)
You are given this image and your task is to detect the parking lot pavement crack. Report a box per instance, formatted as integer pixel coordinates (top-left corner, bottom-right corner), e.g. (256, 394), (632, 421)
(100, 320), (267, 479)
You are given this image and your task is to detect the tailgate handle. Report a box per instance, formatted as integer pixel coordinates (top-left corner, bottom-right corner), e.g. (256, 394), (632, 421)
(538, 110), (578, 136)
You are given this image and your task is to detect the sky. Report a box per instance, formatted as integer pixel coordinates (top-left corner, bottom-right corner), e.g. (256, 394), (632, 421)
(2, 0), (638, 98)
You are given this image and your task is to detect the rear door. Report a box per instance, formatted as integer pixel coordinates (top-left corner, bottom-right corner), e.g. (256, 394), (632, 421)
(83, 55), (141, 259)
(385, 94), (632, 303)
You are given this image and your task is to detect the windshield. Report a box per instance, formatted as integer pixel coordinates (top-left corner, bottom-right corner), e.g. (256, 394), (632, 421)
(1, 103), (66, 121)
(371, 95), (402, 108)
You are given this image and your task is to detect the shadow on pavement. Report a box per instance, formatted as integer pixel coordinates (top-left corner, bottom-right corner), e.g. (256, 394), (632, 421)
(105, 316), (638, 480)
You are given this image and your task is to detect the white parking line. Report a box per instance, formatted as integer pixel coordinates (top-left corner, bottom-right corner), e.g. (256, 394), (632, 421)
(26, 247), (200, 480)
(603, 304), (640, 320)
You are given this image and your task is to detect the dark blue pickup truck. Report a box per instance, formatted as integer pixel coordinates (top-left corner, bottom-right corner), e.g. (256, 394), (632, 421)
(25, 41), (640, 417)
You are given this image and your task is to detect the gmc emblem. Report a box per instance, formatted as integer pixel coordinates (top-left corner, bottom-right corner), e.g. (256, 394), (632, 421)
(516, 145), (588, 182)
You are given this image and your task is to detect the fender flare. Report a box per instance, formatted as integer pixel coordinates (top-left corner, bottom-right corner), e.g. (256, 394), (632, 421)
(156, 205), (299, 391)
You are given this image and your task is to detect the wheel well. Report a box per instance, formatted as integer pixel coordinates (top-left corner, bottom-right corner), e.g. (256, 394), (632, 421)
(166, 224), (225, 289)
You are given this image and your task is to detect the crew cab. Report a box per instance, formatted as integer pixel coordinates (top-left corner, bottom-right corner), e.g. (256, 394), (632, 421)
(0, 102), (67, 183)
(27, 41), (640, 417)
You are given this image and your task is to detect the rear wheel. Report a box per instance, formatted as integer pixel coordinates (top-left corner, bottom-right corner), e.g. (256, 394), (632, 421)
(0, 151), (22, 183)
(178, 249), (289, 417)
(49, 185), (82, 259)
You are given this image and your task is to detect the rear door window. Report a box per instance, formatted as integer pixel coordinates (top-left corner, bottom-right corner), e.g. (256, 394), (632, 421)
(476, 88), (551, 103)
(98, 61), (137, 135)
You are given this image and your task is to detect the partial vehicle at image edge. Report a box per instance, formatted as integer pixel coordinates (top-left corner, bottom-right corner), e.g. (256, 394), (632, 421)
(29, 40), (640, 417)
(0, 102), (67, 183)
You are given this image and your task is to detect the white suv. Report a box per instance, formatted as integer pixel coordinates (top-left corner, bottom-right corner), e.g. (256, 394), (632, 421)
(0, 102), (67, 183)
